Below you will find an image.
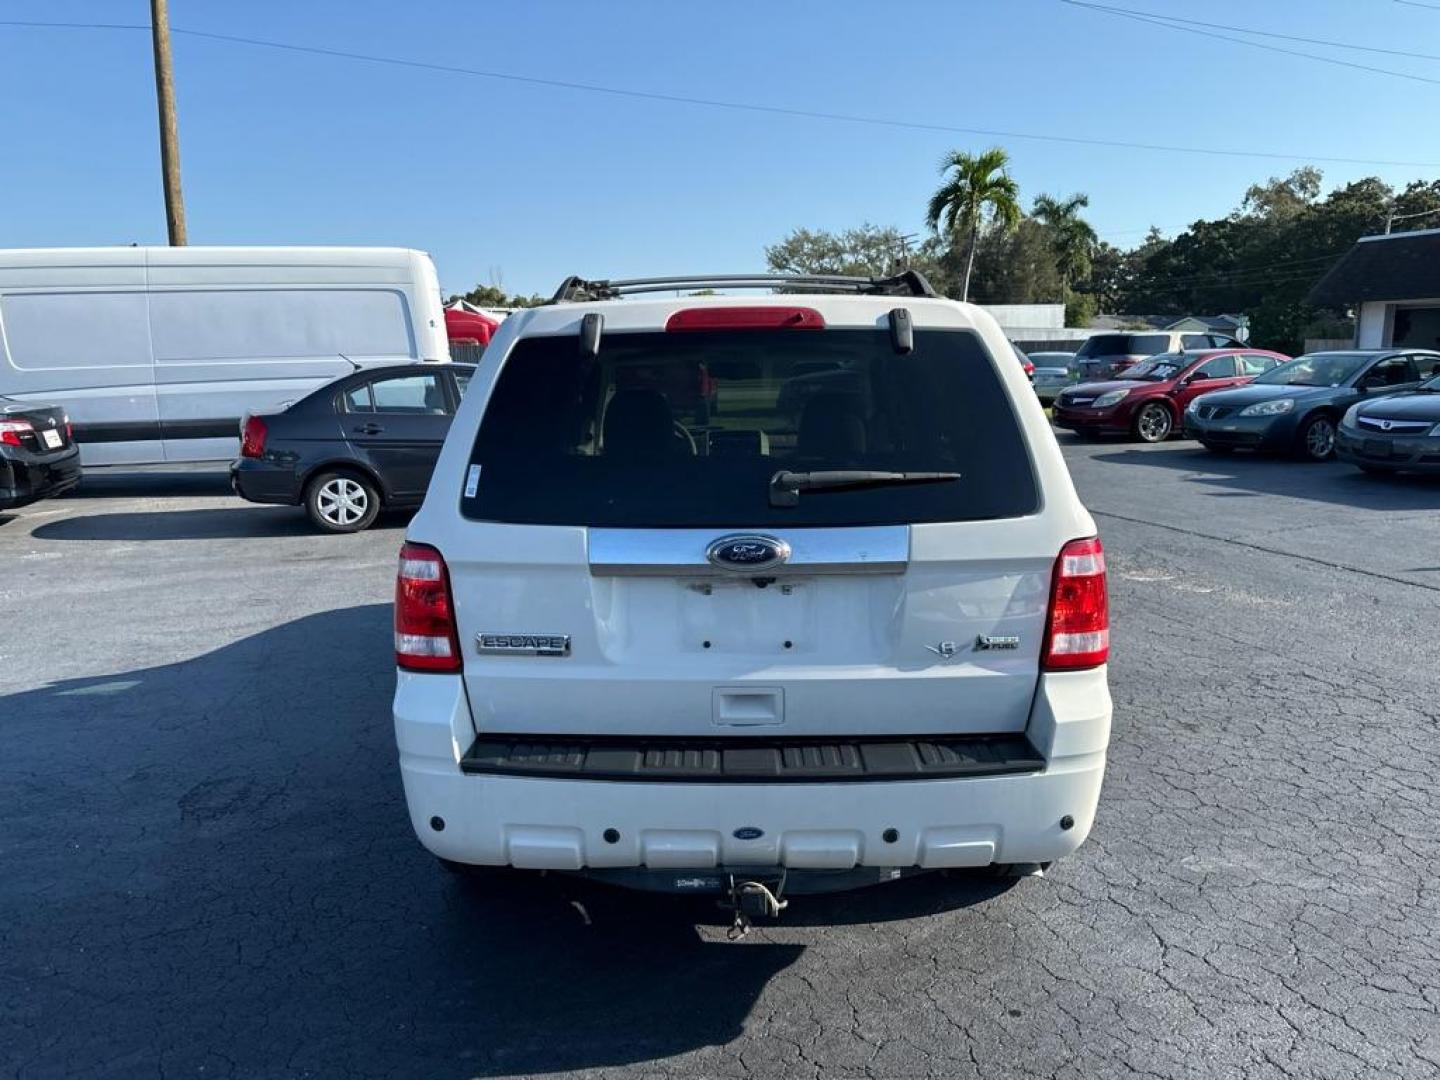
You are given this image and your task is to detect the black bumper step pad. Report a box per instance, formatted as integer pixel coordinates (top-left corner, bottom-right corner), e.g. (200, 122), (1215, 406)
(460, 733), (1044, 783)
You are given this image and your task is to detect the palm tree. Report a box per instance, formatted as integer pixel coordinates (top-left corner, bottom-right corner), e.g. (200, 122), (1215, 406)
(926, 147), (1022, 302)
(1031, 192), (1098, 299)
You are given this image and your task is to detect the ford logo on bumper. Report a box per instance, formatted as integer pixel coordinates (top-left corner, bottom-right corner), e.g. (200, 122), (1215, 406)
(706, 534), (791, 572)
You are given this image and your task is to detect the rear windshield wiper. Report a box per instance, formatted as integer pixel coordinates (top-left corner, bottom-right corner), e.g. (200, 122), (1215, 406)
(769, 469), (962, 507)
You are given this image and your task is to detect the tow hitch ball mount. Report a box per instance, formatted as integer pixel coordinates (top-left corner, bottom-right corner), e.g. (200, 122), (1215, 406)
(720, 873), (789, 938)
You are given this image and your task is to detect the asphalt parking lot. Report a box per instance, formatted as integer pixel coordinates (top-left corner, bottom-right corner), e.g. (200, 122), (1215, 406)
(3, 438), (1439, 1080)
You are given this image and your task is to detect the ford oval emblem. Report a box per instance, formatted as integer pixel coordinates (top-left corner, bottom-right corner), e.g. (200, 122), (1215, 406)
(706, 534), (791, 573)
(733, 826), (765, 841)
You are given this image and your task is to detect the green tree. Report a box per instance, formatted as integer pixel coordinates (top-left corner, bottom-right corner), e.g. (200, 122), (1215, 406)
(449, 283), (544, 308)
(925, 147), (1021, 302)
(765, 223), (917, 277)
(963, 218), (1063, 305)
(1031, 192), (1098, 299)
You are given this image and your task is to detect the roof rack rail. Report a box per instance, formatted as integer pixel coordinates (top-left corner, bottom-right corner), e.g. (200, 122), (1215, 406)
(548, 271), (938, 304)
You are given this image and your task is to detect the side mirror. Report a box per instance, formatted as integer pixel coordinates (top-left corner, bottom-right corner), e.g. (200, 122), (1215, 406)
(1358, 375), (1385, 392)
(1185, 371), (1211, 384)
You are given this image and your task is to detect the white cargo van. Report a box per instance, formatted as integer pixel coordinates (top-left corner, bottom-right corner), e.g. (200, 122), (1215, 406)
(392, 273), (1112, 920)
(0, 247), (448, 465)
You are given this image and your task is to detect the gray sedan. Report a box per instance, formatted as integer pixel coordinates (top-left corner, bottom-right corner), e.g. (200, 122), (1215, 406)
(1183, 349), (1440, 460)
(1029, 352), (1076, 404)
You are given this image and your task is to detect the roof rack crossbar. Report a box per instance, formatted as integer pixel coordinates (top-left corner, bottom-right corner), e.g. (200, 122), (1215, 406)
(549, 271), (937, 304)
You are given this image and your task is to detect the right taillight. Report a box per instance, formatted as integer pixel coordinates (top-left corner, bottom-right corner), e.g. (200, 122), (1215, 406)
(240, 415), (267, 459)
(395, 542), (462, 672)
(1042, 537), (1109, 671)
(0, 419), (34, 447)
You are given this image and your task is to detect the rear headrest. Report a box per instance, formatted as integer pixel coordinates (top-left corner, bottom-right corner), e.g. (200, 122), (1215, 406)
(603, 389), (674, 459)
(798, 392), (867, 460)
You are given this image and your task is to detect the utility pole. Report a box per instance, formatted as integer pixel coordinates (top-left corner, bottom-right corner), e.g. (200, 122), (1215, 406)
(149, 0), (187, 245)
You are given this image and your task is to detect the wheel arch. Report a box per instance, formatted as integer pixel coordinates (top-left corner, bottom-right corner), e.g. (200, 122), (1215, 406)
(301, 458), (392, 504)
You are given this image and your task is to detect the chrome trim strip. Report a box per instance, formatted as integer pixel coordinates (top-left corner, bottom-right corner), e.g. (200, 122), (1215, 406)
(588, 526), (910, 576)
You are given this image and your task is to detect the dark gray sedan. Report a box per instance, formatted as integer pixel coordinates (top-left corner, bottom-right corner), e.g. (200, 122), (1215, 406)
(1336, 371), (1440, 474)
(1183, 349), (1440, 461)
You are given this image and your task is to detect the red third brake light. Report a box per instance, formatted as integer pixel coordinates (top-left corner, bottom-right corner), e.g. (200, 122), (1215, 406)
(1042, 537), (1109, 671)
(239, 415), (268, 459)
(395, 543), (462, 673)
(665, 306), (825, 332)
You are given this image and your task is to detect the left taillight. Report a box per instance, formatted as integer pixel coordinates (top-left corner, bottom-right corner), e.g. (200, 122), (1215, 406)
(395, 542), (462, 672)
(240, 415), (267, 459)
(1042, 537), (1109, 671)
(0, 419), (34, 447)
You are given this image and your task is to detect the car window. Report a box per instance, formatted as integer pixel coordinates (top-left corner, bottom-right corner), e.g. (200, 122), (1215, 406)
(1119, 353), (1183, 381)
(1366, 357), (1417, 387)
(1412, 354), (1440, 379)
(1194, 355), (1238, 378)
(462, 328), (1038, 528)
(1181, 334), (1211, 350)
(369, 373), (448, 414)
(453, 370), (473, 397)
(1238, 354), (1276, 375)
(1209, 335), (1238, 348)
(1075, 333), (1168, 358)
(1255, 353), (1368, 388)
(343, 384), (374, 412)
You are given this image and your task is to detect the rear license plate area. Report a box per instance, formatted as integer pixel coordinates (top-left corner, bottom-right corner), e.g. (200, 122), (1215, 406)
(41, 429), (62, 450)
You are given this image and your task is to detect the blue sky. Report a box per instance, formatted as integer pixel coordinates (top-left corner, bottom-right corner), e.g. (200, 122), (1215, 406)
(1, 0), (1435, 298)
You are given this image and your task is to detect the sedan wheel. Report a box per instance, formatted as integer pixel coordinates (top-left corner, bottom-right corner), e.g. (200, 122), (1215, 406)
(1133, 402), (1173, 443)
(1299, 415), (1337, 461)
(306, 471), (381, 533)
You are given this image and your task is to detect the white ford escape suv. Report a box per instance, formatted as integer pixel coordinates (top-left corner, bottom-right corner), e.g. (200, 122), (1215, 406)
(392, 272), (1111, 909)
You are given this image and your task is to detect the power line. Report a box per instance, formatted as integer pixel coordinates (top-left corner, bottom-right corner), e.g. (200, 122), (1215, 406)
(1062, 1), (1440, 87)
(1395, 0), (1440, 10)
(3, 17), (1440, 168)
(1066, 1), (1440, 62)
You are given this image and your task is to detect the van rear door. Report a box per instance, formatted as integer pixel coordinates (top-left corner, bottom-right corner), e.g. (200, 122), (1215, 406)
(445, 316), (1057, 740)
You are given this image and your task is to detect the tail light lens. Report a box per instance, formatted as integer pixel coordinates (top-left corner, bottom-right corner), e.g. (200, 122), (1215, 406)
(395, 542), (461, 672)
(665, 306), (825, 332)
(240, 415), (267, 459)
(1042, 537), (1109, 671)
(0, 419), (34, 447)
(63, 415), (73, 440)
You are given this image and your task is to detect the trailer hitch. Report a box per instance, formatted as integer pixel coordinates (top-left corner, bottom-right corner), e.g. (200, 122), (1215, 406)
(720, 872), (789, 938)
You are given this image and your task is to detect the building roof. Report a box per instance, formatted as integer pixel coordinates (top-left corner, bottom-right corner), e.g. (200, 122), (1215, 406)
(1166, 314), (1244, 331)
(1307, 228), (1440, 308)
(1091, 313), (1243, 332)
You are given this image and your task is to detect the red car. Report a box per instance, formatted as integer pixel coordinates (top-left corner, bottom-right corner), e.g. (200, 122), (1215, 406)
(1051, 348), (1290, 443)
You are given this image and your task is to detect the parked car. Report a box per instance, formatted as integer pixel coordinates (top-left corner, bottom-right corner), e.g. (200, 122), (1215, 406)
(1074, 330), (1241, 381)
(0, 246), (448, 467)
(1029, 352), (1077, 404)
(0, 395), (81, 509)
(230, 362), (474, 533)
(1336, 369), (1440, 474)
(1010, 342), (1035, 380)
(1183, 349), (1440, 461)
(392, 271), (1112, 911)
(1052, 349), (1288, 443)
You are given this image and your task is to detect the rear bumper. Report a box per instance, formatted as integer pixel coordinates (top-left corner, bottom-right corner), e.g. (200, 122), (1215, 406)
(1335, 428), (1440, 472)
(229, 459), (302, 505)
(0, 446), (82, 509)
(393, 669), (1111, 872)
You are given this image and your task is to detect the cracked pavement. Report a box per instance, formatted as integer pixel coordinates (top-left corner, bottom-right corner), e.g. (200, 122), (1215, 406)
(2, 438), (1438, 1079)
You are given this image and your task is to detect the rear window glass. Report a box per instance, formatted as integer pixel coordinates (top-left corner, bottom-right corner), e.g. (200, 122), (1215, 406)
(1076, 333), (1169, 358)
(461, 328), (1038, 527)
